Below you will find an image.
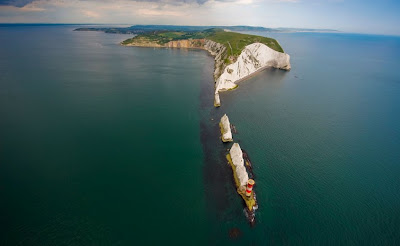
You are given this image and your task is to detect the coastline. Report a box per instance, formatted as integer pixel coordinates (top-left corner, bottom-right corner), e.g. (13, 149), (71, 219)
(120, 34), (289, 225)
(121, 38), (290, 106)
(121, 43), (205, 50)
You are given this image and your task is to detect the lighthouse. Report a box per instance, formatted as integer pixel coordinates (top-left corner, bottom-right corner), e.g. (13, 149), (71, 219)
(246, 179), (255, 197)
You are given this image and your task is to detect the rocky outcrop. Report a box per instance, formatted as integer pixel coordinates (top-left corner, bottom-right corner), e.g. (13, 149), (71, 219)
(215, 42), (290, 93)
(165, 39), (205, 48)
(204, 39), (228, 81)
(230, 143), (249, 187)
(214, 93), (220, 107)
(123, 41), (162, 47)
(219, 114), (233, 142)
(203, 39), (228, 108)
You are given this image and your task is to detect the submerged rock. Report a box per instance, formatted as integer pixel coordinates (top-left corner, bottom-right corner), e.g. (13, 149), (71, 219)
(215, 42), (291, 93)
(228, 228), (242, 239)
(219, 114), (233, 142)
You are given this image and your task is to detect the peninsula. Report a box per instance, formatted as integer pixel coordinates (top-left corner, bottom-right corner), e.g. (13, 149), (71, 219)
(119, 28), (291, 106)
(75, 25), (291, 224)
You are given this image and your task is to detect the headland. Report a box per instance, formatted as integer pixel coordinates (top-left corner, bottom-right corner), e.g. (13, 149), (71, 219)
(117, 28), (291, 106)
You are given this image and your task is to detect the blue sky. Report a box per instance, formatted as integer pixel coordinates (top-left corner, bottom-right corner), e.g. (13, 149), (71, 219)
(0, 0), (399, 35)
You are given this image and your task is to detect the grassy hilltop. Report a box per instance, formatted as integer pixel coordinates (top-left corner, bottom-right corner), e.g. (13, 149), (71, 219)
(121, 28), (284, 61)
(207, 30), (284, 55)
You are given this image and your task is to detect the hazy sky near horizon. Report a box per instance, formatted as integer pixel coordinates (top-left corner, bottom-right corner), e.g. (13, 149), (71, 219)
(0, 0), (399, 35)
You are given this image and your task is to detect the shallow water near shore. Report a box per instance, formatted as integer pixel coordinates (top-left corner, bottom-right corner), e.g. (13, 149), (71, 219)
(1, 25), (400, 245)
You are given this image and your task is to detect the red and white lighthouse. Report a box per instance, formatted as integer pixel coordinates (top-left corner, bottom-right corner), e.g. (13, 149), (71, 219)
(245, 179), (255, 197)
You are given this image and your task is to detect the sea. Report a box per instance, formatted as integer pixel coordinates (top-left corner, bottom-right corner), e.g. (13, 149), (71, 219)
(0, 24), (399, 245)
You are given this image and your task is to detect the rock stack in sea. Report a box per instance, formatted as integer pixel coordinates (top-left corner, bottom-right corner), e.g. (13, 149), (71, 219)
(214, 93), (220, 107)
(220, 116), (257, 223)
(219, 114), (233, 142)
(229, 143), (249, 187)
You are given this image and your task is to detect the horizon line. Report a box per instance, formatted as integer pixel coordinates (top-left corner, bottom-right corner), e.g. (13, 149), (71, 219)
(1, 23), (399, 37)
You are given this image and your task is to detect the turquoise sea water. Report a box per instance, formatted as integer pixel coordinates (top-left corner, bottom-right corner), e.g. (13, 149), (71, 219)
(1, 25), (399, 245)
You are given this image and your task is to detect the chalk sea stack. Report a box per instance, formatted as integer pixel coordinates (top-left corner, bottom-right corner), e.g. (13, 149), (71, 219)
(227, 143), (257, 216)
(219, 114), (233, 142)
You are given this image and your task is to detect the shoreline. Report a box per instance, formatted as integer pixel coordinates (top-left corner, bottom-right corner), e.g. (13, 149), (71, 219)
(120, 37), (289, 225)
(121, 43), (207, 51)
(122, 40), (289, 101)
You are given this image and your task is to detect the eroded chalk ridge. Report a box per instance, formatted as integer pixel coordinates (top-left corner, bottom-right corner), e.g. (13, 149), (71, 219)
(219, 114), (233, 142)
(219, 115), (257, 225)
(214, 42), (290, 107)
(227, 142), (257, 225)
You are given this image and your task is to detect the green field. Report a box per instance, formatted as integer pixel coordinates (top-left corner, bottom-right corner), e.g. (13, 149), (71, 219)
(206, 30), (284, 55)
(121, 29), (217, 45)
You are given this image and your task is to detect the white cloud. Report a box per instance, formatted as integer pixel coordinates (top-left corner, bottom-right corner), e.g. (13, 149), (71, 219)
(0, 0), (310, 30)
(137, 9), (187, 17)
(82, 10), (100, 18)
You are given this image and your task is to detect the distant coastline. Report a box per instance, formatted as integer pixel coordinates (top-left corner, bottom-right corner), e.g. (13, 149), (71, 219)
(74, 24), (338, 35)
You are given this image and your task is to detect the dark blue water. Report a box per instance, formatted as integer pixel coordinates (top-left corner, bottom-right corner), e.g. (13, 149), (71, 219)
(1, 25), (399, 245)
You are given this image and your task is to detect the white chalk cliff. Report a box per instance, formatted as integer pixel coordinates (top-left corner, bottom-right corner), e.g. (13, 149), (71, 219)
(214, 42), (291, 96)
(204, 40), (227, 82)
(230, 143), (249, 187)
(220, 114), (233, 142)
(122, 36), (290, 107)
(214, 93), (220, 107)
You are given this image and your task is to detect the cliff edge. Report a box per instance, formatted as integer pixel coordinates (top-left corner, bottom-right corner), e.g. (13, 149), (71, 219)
(120, 29), (291, 106)
(214, 43), (290, 94)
